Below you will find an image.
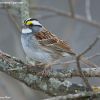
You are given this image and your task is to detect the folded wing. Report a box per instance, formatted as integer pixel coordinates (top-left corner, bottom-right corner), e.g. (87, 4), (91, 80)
(34, 27), (76, 55)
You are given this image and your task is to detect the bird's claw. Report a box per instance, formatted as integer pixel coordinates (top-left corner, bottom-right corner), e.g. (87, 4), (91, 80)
(37, 68), (50, 77)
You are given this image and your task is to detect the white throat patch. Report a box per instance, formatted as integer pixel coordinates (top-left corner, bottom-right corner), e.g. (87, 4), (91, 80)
(22, 28), (32, 34)
(32, 20), (42, 26)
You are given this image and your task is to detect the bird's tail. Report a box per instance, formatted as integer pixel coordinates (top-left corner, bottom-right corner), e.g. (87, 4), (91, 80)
(79, 56), (97, 67)
(67, 51), (97, 68)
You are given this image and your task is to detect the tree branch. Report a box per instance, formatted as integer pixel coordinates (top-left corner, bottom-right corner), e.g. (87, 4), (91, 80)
(44, 91), (100, 100)
(48, 68), (100, 78)
(0, 50), (89, 96)
(0, 50), (100, 96)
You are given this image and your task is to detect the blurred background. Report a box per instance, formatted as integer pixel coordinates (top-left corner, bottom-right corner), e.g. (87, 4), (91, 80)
(0, 0), (100, 100)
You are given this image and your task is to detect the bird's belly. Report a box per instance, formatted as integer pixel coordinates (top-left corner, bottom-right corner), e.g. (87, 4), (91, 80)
(23, 46), (53, 63)
(21, 36), (53, 63)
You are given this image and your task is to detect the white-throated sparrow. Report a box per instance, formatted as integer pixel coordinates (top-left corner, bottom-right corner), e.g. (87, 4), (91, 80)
(21, 18), (95, 75)
(21, 18), (75, 62)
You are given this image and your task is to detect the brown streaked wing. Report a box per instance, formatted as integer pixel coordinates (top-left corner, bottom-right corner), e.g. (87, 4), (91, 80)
(34, 27), (75, 55)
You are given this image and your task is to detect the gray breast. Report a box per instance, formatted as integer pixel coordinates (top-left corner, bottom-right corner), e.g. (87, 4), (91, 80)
(21, 33), (54, 63)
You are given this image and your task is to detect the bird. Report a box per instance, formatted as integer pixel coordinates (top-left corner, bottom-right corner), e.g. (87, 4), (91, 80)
(21, 18), (96, 75)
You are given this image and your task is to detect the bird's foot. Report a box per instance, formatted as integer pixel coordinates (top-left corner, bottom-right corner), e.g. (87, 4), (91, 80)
(37, 66), (51, 77)
(38, 69), (49, 77)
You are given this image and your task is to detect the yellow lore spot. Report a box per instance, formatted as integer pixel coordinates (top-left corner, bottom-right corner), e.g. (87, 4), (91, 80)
(26, 21), (33, 25)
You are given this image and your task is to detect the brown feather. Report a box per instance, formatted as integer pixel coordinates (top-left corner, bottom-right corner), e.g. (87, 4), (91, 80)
(34, 27), (76, 55)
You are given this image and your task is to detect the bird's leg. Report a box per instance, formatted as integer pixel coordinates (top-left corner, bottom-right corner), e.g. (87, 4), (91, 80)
(35, 62), (45, 66)
(37, 63), (51, 77)
(37, 60), (60, 76)
(26, 56), (35, 66)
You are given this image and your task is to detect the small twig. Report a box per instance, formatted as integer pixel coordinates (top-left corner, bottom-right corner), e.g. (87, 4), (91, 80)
(81, 58), (98, 68)
(59, 53), (100, 66)
(77, 53), (100, 68)
(62, 58), (98, 68)
(85, 0), (92, 21)
(35, 14), (57, 20)
(79, 36), (100, 57)
(76, 56), (93, 91)
(87, 53), (100, 60)
(6, 9), (21, 38)
(68, 0), (75, 17)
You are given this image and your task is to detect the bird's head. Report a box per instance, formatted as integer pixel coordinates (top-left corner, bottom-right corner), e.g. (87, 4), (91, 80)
(24, 18), (42, 27)
(23, 18), (43, 34)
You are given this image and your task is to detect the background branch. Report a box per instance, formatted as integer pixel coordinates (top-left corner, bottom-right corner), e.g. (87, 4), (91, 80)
(0, 5), (100, 28)
(68, 0), (75, 17)
(20, 0), (30, 24)
(30, 6), (100, 28)
(85, 0), (92, 21)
